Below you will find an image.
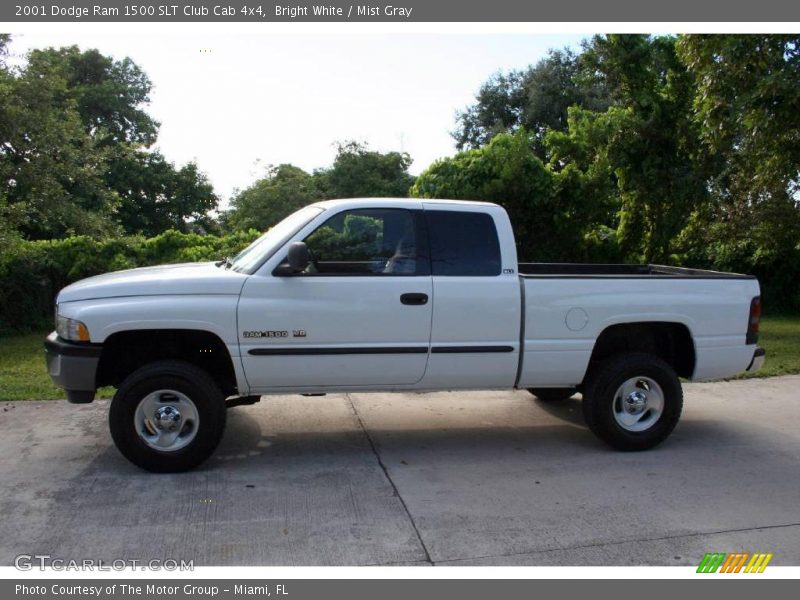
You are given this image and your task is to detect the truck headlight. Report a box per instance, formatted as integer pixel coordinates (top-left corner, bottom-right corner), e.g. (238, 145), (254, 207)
(56, 314), (91, 342)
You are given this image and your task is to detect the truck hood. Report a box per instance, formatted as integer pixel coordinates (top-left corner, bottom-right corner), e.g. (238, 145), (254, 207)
(57, 262), (249, 303)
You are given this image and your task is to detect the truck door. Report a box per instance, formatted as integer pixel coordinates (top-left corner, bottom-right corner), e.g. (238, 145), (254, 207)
(419, 205), (522, 389)
(237, 207), (433, 390)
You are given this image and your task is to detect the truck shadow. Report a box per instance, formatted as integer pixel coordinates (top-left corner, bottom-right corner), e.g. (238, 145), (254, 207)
(84, 401), (599, 477)
(80, 394), (769, 476)
(528, 394), (586, 426)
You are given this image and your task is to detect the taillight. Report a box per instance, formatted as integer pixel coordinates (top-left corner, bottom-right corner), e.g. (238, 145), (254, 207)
(746, 296), (761, 345)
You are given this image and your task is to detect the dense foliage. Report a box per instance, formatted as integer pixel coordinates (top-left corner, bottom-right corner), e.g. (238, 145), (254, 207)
(0, 230), (259, 333)
(453, 48), (611, 157)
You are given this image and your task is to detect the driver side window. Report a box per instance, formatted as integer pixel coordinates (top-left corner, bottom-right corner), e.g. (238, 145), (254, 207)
(302, 209), (422, 276)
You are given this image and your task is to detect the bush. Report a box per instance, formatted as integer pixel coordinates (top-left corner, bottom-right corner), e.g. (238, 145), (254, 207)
(677, 232), (800, 314)
(0, 229), (260, 334)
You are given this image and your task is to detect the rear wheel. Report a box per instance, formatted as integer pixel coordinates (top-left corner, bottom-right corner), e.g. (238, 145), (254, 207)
(527, 388), (577, 403)
(582, 352), (682, 451)
(109, 360), (227, 472)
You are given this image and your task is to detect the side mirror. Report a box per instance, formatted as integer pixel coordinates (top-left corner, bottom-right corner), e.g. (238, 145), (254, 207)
(286, 241), (310, 273)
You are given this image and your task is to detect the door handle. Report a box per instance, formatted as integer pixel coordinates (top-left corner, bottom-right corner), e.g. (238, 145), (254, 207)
(400, 293), (428, 306)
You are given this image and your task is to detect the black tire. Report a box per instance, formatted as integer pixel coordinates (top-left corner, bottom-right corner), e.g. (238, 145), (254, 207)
(109, 360), (227, 473)
(582, 352), (682, 451)
(527, 388), (577, 403)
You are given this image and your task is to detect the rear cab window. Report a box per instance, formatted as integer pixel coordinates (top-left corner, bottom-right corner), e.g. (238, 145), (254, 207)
(425, 210), (502, 276)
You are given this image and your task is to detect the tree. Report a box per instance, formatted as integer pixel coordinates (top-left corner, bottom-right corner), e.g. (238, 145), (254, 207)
(673, 34), (800, 308)
(0, 34), (21, 249)
(453, 48), (610, 156)
(29, 46), (218, 234)
(318, 141), (415, 198)
(224, 164), (322, 232)
(676, 35), (800, 255)
(543, 106), (624, 261)
(453, 70), (527, 151)
(576, 35), (708, 263)
(0, 41), (219, 238)
(0, 41), (120, 239)
(107, 150), (219, 236)
(223, 142), (415, 232)
(412, 129), (605, 262)
(26, 46), (158, 146)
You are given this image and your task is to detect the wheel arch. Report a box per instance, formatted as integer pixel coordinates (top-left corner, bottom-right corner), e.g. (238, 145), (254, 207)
(96, 329), (240, 396)
(584, 321), (696, 383)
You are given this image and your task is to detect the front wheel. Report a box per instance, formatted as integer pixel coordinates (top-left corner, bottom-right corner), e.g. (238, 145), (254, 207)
(109, 360), (227, 472)
(582, 352), (682, 451)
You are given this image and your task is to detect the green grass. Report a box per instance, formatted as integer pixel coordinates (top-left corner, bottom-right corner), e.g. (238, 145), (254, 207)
(0, 331), (114, 401)
(736, 315), (800, 379)
(1, 316), (798, 401)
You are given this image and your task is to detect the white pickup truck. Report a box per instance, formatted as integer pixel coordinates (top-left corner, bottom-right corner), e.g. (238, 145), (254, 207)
(45, 198), (765, 472)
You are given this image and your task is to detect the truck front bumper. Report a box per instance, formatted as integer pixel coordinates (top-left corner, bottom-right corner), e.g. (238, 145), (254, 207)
(44, 331), (103, 403)
(746, 346), (766, 373)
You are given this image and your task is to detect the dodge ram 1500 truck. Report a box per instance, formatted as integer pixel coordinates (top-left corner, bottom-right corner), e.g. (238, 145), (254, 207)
(45, 198), (765, 472)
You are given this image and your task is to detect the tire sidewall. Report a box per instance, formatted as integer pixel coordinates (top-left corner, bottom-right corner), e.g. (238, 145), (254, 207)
(109, 362), (226, 472)
(584, 353), (682, 451)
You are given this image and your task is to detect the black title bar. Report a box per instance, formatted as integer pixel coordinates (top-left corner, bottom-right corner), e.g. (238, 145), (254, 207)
(5, 0), (800, 22)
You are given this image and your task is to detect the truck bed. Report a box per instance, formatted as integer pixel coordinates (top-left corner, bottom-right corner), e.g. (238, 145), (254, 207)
(518, 263), (755, 279)
(516, 264), (760, 387)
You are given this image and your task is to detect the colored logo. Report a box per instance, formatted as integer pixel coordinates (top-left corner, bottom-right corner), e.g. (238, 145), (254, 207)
(697, 552), (773, 573)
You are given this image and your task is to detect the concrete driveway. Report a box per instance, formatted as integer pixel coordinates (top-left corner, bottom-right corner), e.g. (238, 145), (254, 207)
(1, 376), (799, 566)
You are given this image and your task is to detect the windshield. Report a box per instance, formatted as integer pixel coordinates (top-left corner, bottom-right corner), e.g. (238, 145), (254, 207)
(229, 205), (325, 274)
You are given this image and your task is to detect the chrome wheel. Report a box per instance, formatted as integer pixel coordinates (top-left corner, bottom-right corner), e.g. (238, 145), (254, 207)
(612, 376), (664, 432)
(134, 389), (200, 452)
